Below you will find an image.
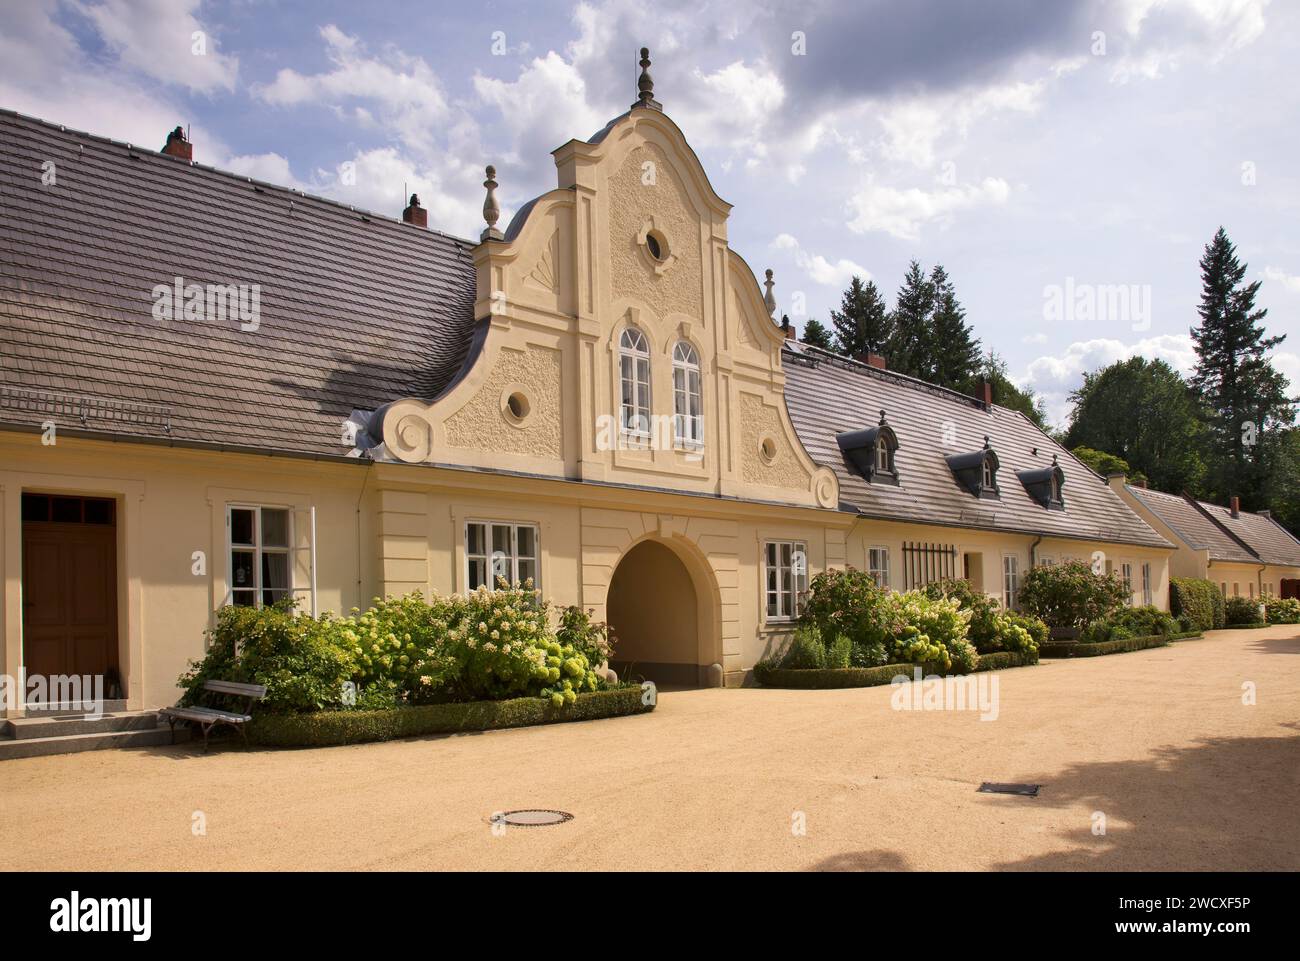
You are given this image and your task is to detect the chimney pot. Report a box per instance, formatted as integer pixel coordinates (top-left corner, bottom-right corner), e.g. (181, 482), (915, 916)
(402, 193), (427, 228)
(780, 314), (795, 340)
(1230, 495), (1240, 518)
(162, 125), (192, 161)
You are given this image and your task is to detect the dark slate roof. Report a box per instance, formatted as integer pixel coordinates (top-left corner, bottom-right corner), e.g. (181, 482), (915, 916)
(783, 345), (1170, 548)
(1125, 487), (1257, 562)
(1195, 500), (1300, 567)
(0, 110), (479, 458)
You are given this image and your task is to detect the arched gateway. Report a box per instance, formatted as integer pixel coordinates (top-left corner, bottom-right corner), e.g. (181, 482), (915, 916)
(605, 535), (723, 688)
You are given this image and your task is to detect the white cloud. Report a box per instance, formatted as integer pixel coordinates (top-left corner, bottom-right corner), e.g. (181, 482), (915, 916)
(1108, 0), (1271, 81)
(473, 51), (606, 165)
(1274, 350), (1300, 389)
(74, 0), (238, 93)
(1017, 333), (1199, 426)
(254, 24), (455, 159)
(1022, 332), (1048, 345)
(312, 147), (487, 239)
(877, 79), (1046, 170)
(847, 177), (1011, 240)
(771, 234), (870, 288)
(1262, 266), (1300, 294)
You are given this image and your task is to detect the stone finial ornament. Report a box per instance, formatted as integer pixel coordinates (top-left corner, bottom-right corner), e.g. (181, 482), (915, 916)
(879, 409), (887, 425)
(481, 165), (503, 241)
(983, 435), (991, 449)
(631, 47), (663, 111)
(763, 268), (776, 316)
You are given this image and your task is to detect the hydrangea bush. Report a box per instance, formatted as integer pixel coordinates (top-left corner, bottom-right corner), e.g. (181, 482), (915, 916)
(180, 581), (614, 714)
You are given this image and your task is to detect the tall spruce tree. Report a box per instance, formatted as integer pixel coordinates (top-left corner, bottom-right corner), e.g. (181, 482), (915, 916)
(830, 276), (892, 357)
(885, 260), (934, 379)
(800, 318), (836, 351)
(928, 265), (982, 389)
(1190, 227), (1293, 506)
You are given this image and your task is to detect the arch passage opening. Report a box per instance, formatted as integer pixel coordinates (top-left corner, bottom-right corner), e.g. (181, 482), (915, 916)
(607, 539), (708, 688)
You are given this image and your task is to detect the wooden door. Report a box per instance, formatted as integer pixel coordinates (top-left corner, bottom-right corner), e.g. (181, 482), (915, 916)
(21, 495), (118, 682)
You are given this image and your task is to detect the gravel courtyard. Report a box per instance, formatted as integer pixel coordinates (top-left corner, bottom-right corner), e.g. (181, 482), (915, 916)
(2, 625), (1297, 871)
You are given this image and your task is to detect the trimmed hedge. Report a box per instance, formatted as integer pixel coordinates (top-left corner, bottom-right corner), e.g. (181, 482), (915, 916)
(246, 686), (652, 748)
(1170, 577), (1225, 632)
(753, 650), (1038, 690)
(1039, 632), (1186, 658)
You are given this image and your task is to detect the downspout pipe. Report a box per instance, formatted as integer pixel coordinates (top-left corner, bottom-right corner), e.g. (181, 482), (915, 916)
(1029, 534), (1043, 568)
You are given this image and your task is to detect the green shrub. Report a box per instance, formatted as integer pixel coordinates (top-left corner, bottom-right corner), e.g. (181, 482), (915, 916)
(247, 687), (652, 748)
(826, 633), (853, 669)
(556, 605), (615, 666)
(889, 591), (978, 672)
(778, 624), (827, 669)
(800, 568), (904, 650)
(753, 649), (1037, 689)
(1040, 634), (1170, 658)
(924, 579), (1044, 655)
(1081, 605), (1179, 644)
(924, 579), (998, 651)
(179, 585), (614, 716)
(850, 638), (890, 667)
(181, 601), (357, 714)
(1265, 597), (1300, 624)
(1224, 595), (1265, 626)
(1017, 561), (1129, 631)
(1170, 577), (1225, 631)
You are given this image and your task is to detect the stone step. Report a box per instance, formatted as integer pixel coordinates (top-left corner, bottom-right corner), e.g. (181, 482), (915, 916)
(20, 699), (129, 715)
(2, 711), (162, 740)
(0, 723), (188, 761)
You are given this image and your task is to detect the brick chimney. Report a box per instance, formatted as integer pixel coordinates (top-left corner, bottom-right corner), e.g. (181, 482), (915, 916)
(780, 314), (796, 340)
(1230, 495), (1240, 518)
(982, 379), (993, 407)
(1134, 477), (1147, 489)
(855, 352), (887, 369)
(161, 126), (192, 161)
(402, 193), (427, 228)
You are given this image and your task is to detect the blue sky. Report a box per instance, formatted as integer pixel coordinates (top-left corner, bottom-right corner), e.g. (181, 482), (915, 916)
(2, 0), (1296, 425)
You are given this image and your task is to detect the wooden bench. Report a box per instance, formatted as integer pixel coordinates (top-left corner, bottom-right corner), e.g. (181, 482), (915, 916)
(159, 680), (267, 752)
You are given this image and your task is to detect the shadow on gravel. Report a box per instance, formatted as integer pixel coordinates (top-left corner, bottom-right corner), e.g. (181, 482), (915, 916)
(993, 727), (1300, 871)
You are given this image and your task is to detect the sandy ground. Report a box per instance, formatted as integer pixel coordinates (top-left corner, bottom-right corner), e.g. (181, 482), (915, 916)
(2, 624), (1297, 871)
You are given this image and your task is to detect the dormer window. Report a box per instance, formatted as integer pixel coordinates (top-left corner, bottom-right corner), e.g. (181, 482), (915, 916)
(835, 410), (899, 486)
(1018, 455), (1066, 511)
(946, 436), (1000, 499)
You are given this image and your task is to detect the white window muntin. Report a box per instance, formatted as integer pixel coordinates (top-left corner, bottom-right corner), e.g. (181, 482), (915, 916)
(619, 327), (652, 439)
(672, 341), (703, 449)
(227, 504), (305, 610)
(1002, 554), (1019, 610)
(868, 546), (890, 590)
(466, 521), (539, 591)
(764, 540), (808, 621)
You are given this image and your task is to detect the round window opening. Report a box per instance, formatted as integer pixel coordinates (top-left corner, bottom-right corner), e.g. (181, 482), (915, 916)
(645, 230), (666, 261)
(505, 391), (530, 424)
(760, 437), (777, 463)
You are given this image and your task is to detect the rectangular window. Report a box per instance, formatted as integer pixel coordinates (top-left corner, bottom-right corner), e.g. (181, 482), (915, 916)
(228, 506), (292, 608)
(764, 540), (807, 621)
(1121, 563), (1133, 604)
(1221, 582), (1227, 597)
(868, 547), (890, 590)
(1248, 582), (1255, 599)
(1002, 555), (1019, 610)
(466, 521), (539, 591)
(1038, 556), (1054, 568)
(1142, 563), (1152, 606)
(672, 363), (703, 449)
(1233, 582), (1239, 597)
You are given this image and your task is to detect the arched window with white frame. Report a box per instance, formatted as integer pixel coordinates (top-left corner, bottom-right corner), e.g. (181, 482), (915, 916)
(672, 341), (703, 448)
(619, 327), (651, 439)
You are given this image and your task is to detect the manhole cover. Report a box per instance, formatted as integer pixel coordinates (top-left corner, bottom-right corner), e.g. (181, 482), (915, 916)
(491, 809), (574, 827)
(978, 782), (1041, 796)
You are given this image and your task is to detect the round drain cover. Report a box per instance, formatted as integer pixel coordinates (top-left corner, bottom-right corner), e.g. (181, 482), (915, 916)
(492, 809), (573, 827)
